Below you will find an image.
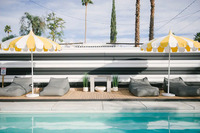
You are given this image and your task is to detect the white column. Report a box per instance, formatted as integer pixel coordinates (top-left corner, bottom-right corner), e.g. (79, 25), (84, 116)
(90, 76), (94, 92)
(107, 76), (111, 92)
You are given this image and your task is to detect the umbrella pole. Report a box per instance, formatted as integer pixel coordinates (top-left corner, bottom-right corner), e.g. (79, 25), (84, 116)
(31, 50), (34, 94)
(167, 49), (170, 94)
(162, 48), (175, 97)
(26, 49), (39, 97)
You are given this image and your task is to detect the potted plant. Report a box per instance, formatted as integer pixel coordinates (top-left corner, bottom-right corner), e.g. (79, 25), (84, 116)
(112, 75), (119, 91)
(83, 73), (89, 92)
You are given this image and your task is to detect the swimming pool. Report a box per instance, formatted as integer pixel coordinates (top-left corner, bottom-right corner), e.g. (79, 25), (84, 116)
(0, 112), (200, 133)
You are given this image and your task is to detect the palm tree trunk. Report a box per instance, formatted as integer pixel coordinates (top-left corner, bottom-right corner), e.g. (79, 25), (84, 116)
(53, 35), (55, 41)
(135, 0), (140, 47)
(149, 0), (155, 41)
(84, 4), (88, 44)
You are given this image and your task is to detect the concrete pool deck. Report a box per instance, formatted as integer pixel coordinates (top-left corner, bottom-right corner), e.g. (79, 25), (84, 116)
(1, 88), (200, 101)
(0, 101), (200, 113)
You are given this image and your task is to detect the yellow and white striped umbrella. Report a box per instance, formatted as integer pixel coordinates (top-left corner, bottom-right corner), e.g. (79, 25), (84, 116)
(141, 31), (200, 97)
(2, 30), (61, 52)
(141, 31), (200, 52)
(1, 30), (62, 97)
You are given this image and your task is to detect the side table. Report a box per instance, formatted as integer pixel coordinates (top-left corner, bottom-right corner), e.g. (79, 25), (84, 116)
(90, 75), (111, 92)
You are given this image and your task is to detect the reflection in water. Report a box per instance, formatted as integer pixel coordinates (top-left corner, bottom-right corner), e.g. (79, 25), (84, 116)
(148, 120), (200, 130)
(0, 113), (200, 133)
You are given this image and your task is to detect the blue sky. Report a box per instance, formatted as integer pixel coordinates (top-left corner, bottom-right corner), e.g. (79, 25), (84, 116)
(0, 0), (200, 43)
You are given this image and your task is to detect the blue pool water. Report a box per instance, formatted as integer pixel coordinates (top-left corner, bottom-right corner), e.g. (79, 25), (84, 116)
(0, 112), (200, 133)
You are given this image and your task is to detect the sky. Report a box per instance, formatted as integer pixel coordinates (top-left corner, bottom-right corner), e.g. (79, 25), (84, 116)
(0, 0), (200, 43)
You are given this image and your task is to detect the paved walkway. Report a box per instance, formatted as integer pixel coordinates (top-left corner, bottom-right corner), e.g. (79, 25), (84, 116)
(1, 88), (200, 101)
(0, 101), (200, 113)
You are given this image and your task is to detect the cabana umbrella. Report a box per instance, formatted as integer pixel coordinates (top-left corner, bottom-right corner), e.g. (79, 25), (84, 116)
(1, 30), (61, 97)
(141, 31), (200, 96)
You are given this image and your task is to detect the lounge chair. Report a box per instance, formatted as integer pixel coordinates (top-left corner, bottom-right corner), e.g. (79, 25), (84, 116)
(40, 77), (70, 96)
(129, 77), (159, 97)
(0, 77), (32, 97)
(163, 77), (200, 96)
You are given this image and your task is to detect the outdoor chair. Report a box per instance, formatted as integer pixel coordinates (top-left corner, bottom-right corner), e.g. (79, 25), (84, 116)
(163, 77), (200, 96)
(0, 77), (32, 97)
(129, 77), (159, 97)
(40, 77), (70, 96)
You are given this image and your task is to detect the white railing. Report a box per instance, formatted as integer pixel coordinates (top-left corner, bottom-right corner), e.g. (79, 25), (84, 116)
(60, 43), (139, 48)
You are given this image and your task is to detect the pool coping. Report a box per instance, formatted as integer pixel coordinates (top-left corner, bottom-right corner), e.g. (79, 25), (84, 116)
(1, 98), (200, 102)
(0, 101), (200, 113)
(1, 110), (200, 113)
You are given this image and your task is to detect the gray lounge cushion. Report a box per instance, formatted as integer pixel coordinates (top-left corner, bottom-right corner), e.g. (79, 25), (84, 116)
(40, 77), (70, 96)
(163, 77), (200, 96)
(177, 86), (200, 96)
(129, 77), (159, 97)
(163, 77), (187, 94)
(0, 77), (32, 97)
(13, 76), (32, 92)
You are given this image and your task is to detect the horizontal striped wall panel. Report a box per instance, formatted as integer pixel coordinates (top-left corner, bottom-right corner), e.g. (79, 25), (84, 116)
(1, 60), (200, 68)
(1, 53), (200, 61)
(1, 75), (200, 83)
(0, 51), (200, 84)
(3, 68), (200, 75)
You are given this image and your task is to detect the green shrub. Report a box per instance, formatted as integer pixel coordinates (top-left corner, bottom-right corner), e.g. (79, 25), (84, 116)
(2, 35), (16, 42)
(112, 75), (118, 87)
(83, 73), (88, 87)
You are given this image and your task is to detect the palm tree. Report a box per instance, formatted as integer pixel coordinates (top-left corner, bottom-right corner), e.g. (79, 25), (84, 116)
(82, 0), (93, 43)
(135, 0), (140, 47)
(4, 25), (12, 37)
(149, 0), (155, 41)
(20, 12), (45, 36)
